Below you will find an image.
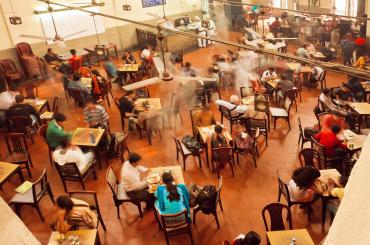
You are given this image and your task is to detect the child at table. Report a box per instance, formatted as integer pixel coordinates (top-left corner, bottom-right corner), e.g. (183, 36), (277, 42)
(326, 176), (348, 217)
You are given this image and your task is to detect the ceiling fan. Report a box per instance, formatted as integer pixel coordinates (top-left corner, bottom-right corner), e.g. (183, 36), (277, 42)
(123, 32), (217, 92)
(20, 5), (86, 48)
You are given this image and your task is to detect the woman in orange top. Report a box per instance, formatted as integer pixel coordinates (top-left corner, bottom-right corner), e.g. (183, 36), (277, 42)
(91, 70), (105, 103)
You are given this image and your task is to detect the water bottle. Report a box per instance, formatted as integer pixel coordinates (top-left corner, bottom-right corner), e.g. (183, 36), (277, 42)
(89, 130), (95, 144)
(290, 238), (296, 245)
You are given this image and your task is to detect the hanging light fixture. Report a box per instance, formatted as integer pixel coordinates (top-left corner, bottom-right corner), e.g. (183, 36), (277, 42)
(91, 14), (105, 56)
(122, 0), (131, 11)
(8, 0), (22, 25)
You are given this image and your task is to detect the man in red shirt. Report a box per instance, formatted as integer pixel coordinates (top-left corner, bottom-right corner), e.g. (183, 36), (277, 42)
(68, 49), (82, 74)
(314, 125), (347, 157)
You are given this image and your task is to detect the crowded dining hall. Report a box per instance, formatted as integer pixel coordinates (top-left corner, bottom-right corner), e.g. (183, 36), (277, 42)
(0, 0), (370, 244)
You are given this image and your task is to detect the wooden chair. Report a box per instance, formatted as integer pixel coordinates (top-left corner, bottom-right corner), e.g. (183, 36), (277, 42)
(211, 147), (234, 178)
(0, 59), (24, 88)
(316, 112), (332, 130)
(101, 78), (114, 107)
(219, 105), (244, 134)
(189, 108), (210, 166)
(106, 167), (143, 219)
(297, 117), (311, 149)
(311, 137), (342, 169)
(193, 176), (224, 228)
(160, 210), (194, 245)
(293, 75), (303, 102)
(54, 161), (97, 192)
(4, 133), (33, 177)
(38, 125), (53, 166)
(277, 172), (316, 220)
(262, 203), (293, 231)
(68, 191), (106, 231)
(7, 116), (36, 143)
(245, 117), (268, 147)
(233, 128), (260, 168)
(9, 169), (55, 222)
(68, 89), (86, 108)
(79, 66), (92, 78)
(269, 97), (292, 130)
(318, 71), (327, 90)
(240, 86), (254, 99)
(174, 135), (202, 171)
(136, 87), (150, 99)
(299, 148), (323, 170)
(139, 115), (162, 145)
(283, 89), (298, 111)
(51, 96), (59, 113)
(21, 83), (38, 99)
(118, 132), (130, 163)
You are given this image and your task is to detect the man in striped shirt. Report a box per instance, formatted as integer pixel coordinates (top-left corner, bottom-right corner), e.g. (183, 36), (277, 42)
(83, 99), (109, 129)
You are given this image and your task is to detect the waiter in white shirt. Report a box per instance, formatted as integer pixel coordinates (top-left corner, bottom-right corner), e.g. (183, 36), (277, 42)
(120, 152), (154, 207)
(216, 95), (247, 117)
(194, 16), (207, 48)
(205, 15), (217, 45)
(261, 67), (278, 82)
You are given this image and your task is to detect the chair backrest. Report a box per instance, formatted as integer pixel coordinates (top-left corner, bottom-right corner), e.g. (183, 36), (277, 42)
(254, 93), (269, 113)
(316, 112), (332, 130)
(5, 132), (28, 153)
(262, 203), (293, 231)
(311, 137), (327, 164)
(106, 167), (119, 201)
(32, 169), (49, 201)
(293, 75), (303, 91)
(79, 67), (91, 77)
(38, 124), (48, 145)
(277, 171), (291, 204)
(55, 162), (81, 177)
(15, 42), (34, 57)
(68, 89), (85, 107)
(52, 96), (59, 112)
(119, 133), (130, 163)
(189, 108), (204, 137)
(284, 89), (296, 102)
(283, 97), (292, 113)
(22, 83), (38, 99)
(299, 148), (322, 169)
(240, 86), (254, 98)
(0, 59), (18, 73)
(246, 117), (267, 133)
(219, 105), (234, 120)
(160, 210), (189, 230)
(173, 136), (185, 155)
(297, 117), (304, 138)
(8, 116), (32, 134)
(68, 191), (99, 211)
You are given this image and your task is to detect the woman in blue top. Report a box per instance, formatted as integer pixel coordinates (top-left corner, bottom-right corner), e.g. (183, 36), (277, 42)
(155, 172), (190, 217)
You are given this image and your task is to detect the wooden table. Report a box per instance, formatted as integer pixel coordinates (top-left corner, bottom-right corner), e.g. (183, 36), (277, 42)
(148, 165), (185, 193)
(135, 98), (162, 111)
(118, 64), (139, 72)
(347, 102), (370, 132)
(85, 42), (118, 63)
(24, 98), (50, 113)
(71, 127), (106, 147)
(339, 129), (366, 154)
(197, 125), (232, 143)
(48, 229), (97, 245)
(58, 49), (92, 67)
(285, 63), (312, 73)
(0, 162), (24, 186)
(267, 229), (314, 245)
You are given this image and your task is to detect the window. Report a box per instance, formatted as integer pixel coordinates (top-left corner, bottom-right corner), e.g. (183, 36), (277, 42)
(334, 0), (358, 17)
(272, 0), (288, 8)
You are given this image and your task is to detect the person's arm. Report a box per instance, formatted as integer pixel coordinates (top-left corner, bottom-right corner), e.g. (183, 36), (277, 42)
(55, 210), (72, 234)
(313, 131), (322, 140)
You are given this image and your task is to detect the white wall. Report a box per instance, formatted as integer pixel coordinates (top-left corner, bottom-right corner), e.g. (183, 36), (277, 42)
(0, 0), (201, 51)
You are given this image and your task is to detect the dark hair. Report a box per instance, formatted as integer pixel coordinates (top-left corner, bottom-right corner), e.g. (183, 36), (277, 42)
(215, 124), (223, 134)
(235, 231), (261, 245)
(268, 67), (275, 71)
(128, 152), (142, 163)
(57, 195), (74, 214)
(185, 62), (191, 68)
(322, 88), (330, 95)
(73, 74), (81, 81)
(219, 57), (226, 62)
(331, 124), (341, 134)
(302, 44), (307, 48)
(125, 90), (134, 96)
(162, 172), (180, 202)
(15, 94), (24, 103)
(85, 98), (96, 105)
(70, 49), (77, 55)
(292, 166), (320, 189)
(47, 48), (52, 52)
(59, 135), (70, 148)
(53, 112), (66, 122)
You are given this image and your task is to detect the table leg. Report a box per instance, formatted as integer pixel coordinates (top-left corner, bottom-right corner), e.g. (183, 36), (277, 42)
(205, 142), (210, 169)
(18, 167), (25, 182)
(114, 46), (118, 58)
(322, 197), (328, 227)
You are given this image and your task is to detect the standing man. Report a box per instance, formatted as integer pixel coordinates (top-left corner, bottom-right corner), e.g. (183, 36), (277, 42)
(194, 16), (207, 48)
(68, 49), (82, 74)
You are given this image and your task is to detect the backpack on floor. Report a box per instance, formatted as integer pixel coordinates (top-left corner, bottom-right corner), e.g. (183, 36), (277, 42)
(182, 135), (202, 153)
(196, 185), (217, 214)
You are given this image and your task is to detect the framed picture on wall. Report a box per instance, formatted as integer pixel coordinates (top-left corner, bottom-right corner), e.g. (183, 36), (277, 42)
(142, 0), (166, 8)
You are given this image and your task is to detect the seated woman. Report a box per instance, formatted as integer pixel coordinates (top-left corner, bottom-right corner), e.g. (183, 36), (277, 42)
(52, 135), (95, 172)
(155, 172), (190, 217)
(211, 124), (229, 148)
(54, 195), (98, 233)
(91, 70), (105, 103)
(288, 166), (321, 202)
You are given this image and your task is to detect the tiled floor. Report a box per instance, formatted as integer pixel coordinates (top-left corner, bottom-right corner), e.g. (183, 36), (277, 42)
(0, 32), (349, 244)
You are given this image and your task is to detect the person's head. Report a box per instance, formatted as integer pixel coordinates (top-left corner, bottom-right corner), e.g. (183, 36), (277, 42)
(56, 195), (74, 213)
(85, 99), (97, 110)
(214, 124), (223, 134)
(47, 48), (53, 53)
(53, 112), (66, 126)
(59, 135), (71, 149)
(185, 62), (192, 68)
(162, 172), (180, 202)
(141, 46), (148, 51)
(292, 166), (321, 189)
(235, 231), (261, 245)
(302, 44), (307, 49)
(268, 67), (275, 72)
(73, 74), (81, 81)
(227, 50), (234, 55)
(128, 152), (142, 167)
(70, 49), (77, 56)
(331, 124), (341, 134)
(230, 95), (239, 104)
(322, 88), (331, 96)
(219, 57), (226, 62)
(125, 90), (136, 99)
(15, 94), (24, 104)
(275, 17), (279, 21)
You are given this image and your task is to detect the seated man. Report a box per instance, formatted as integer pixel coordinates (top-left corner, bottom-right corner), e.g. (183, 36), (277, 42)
(120, 153), (154, 207)
(7, 94), (38, 126)
(119, 91), (139, 131)
(296, 44), (310, 59)
(122, 51), (137, 64)
(44, 48), (59, 64)
(46, 113), (71, 149)
(83, 99), (109, 129)
(313, 124), (347, 158)
(67, 74), (90, 101)
(216, 95), (247, 117)
(53, 135), (95, 172)
(309, 66), (324, 88)
(319, 88), (348, 117)
(276, 74), (294, 99)
(333, 86), (352, 102)
(103, 56), (119, 84)
(68, 49), (82, 74)
(344, 76), (364, 101)
(53, 195), (98, 233)
(261, 67), (277, 83)
(182, 62), (197, 77)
